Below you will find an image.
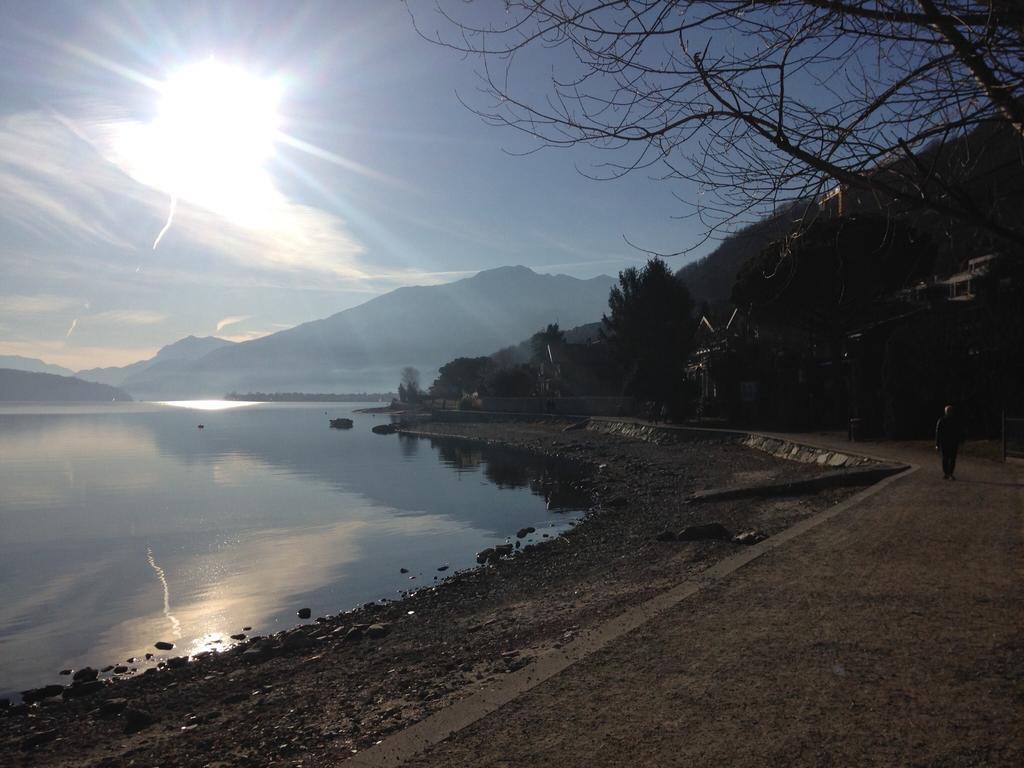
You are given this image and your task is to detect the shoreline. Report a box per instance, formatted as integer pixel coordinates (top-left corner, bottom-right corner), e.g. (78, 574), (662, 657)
(1, 419), (866, 765)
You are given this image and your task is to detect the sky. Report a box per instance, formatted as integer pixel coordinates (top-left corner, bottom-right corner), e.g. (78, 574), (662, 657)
(0, 0), (712, 370)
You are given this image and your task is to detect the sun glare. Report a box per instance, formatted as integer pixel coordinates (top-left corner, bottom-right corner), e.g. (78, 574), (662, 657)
(115, 58), (283, 231)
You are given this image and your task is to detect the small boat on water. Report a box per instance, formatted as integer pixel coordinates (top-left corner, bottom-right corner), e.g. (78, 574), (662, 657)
(329, 418), (354, 430)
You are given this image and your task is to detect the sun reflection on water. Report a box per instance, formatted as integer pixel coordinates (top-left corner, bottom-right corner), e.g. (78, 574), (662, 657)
(158, 400), (260, 411)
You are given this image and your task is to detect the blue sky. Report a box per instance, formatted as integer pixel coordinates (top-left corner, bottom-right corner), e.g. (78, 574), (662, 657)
(0, 1), (710, 369)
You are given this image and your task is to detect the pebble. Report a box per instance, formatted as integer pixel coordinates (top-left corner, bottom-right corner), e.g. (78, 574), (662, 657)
(154, 641), (175, 651)
(297, 608), (312, 619)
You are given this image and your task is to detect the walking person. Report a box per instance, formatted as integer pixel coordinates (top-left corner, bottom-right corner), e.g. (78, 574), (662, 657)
(935, 405), (964, 480)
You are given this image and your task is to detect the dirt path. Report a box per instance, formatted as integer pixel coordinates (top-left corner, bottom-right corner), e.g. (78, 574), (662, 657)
(383, 439), (1024, 767)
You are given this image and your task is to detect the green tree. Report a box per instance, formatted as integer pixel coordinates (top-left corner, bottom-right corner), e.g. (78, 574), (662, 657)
(600, 257), (697, 415)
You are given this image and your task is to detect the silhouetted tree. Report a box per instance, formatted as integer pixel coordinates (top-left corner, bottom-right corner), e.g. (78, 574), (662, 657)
(600, 257), (697, 414)
(530, 323), (566, 365)
(732, 215), (935, 338)
(430, 356), (493, 398)
(400, 366), (421, 401)
(413, 2), (1024, 250)
(486, 364), (536, 397)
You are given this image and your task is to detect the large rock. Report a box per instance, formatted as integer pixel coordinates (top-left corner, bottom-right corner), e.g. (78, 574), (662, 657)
(123, 708), (156, 734)
(366, 624), (389, 639)
(154, 641), (175, 651)
(476, 548), (496, 564)
(99, 698), (128, 716)
(72, 666), (98, 682)
(516, 527), (536, 539)
(20, 728), (58, 750)
(20, 685), (64, 704)
(62, 680), (103, 699)
(677, 523), (733, 542)
(297, 608), (312, 619)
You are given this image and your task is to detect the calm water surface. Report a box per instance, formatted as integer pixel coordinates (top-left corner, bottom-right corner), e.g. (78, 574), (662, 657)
(0, 402), (589, 697)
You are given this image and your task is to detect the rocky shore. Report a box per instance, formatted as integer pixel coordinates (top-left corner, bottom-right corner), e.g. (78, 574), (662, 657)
(1, 419), (865, 767)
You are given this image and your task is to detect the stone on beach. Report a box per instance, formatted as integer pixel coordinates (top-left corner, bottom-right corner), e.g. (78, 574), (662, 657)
(297, 607), (312, 619)
(20, 684), (63, 704)
(677, 523), (733, 541)
(72, 666), (98, 682)
(154, 641), (174, 651)
(123, 707), (156, 734)
(732, 529), (767, 546)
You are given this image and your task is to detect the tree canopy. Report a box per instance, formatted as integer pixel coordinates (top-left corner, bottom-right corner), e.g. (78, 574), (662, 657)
(430, 356), (493, 398)
(601, 257), (697, 411)
(413, 2), (1024, 249)
(732, 214), (936, 334)
(530, 323), (565, 365)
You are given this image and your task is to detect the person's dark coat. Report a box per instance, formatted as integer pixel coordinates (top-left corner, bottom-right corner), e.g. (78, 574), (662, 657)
(935, 414), (963, 449)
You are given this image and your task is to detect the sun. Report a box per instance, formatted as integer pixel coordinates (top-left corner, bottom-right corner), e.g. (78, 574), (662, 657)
(115, 58), (283, 231)
(156, 58), (280, 179)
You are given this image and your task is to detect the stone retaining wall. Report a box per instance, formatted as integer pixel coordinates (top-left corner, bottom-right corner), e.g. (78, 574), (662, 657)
(587, 419), (878, 468)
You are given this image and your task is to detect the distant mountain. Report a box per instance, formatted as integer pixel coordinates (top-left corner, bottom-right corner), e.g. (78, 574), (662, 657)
(77, 335), (235, 388)
(119, 266), (615, 398)
(0, 369), (132, 402)
(0, 355), (76, 377)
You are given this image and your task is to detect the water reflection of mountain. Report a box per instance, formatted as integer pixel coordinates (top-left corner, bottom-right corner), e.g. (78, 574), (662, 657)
(138, 408), (590, 534)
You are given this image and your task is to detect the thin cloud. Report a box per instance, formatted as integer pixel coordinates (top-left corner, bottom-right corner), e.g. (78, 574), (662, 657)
(0, 110), (370, 278)
(0, 294), (81, 314)
(216, 315), (251, 332)
(218, 329), (273, 343)
(90, 309), (167, 325)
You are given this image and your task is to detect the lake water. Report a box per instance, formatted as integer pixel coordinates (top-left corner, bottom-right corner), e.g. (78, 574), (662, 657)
(0, 402), (589, 698)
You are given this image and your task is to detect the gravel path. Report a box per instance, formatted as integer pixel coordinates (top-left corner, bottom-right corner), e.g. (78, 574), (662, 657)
(394, 437), (1024, 767)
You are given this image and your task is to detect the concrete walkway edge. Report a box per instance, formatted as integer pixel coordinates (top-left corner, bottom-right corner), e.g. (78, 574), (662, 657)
(347, 458), (919, 768)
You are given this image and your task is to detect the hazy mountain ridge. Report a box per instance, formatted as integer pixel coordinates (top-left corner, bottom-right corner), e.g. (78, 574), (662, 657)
(77, 335), (235, 388)
(118, 266), (615, 398)
(0, 355), (76, 377)
(0, 369), (132, 402)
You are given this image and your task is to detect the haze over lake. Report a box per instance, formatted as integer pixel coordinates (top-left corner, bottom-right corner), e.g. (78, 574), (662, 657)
(0, 402), (588, 698)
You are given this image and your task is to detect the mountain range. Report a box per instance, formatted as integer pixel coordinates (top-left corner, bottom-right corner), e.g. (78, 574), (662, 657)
(37, 266), (613, 399)
(77, 335), (236, 389)
(0, 369), (132, 402)
(0, 355), (76, 378)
